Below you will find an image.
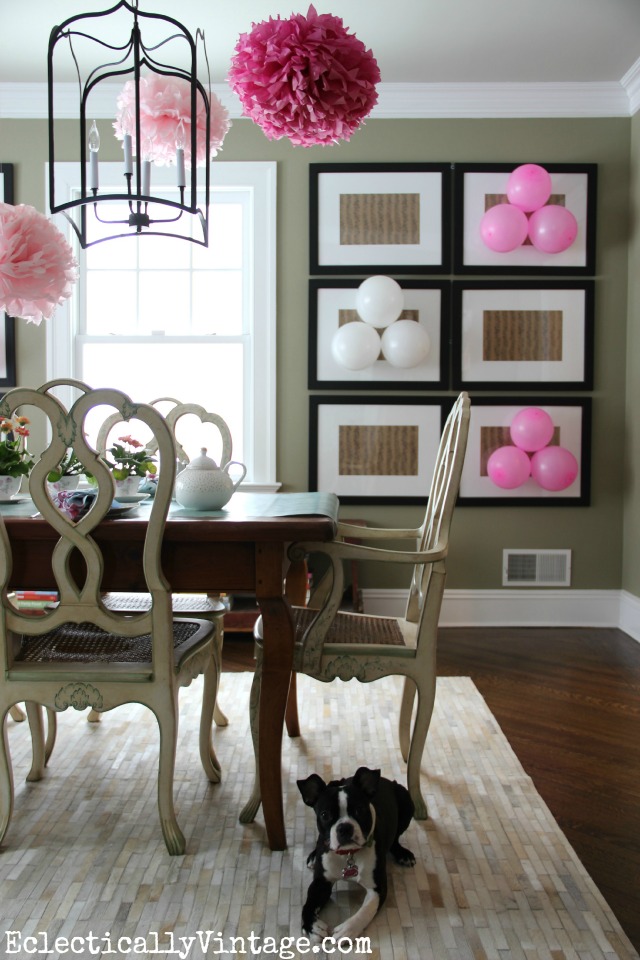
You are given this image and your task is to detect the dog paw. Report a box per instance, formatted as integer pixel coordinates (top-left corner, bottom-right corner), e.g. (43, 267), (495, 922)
(306, 849), (317, 869)
(392, 843), (416, 866)
(309, 919), (330, 943)
(333, 919), (363, 942)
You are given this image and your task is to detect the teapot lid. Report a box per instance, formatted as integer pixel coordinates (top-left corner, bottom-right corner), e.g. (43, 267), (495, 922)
(186, 447), (219, 471)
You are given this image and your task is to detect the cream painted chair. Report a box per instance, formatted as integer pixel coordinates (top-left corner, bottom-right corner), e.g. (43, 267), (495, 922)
(94, 399), (233, 727)
(7, 381), (93, 744)
(240, 393), (470, 824)
(0, 386), (221, 854)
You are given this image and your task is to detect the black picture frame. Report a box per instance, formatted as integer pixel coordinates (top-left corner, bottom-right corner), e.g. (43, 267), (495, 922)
(0, 163), (17, 389)
(309, 278), (450, 390)
(310, 162), (452, 275)
(452, 280), (594, 391)
(309, 395), (445, 504)
(455, 395), (591, 506)
(452, 162), (597, 276)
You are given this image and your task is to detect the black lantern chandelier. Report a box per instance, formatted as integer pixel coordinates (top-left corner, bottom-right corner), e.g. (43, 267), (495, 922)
(47, 0), (212, 248)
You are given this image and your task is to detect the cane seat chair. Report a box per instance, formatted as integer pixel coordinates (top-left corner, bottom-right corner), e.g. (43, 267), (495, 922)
(93, 398), (232, 728)
(240, 392), (470, 825)
(0, 386), (221, 854)
(6, 381), (94, 740)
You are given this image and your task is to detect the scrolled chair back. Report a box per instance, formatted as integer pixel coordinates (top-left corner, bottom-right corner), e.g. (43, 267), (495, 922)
(405, 391), (470, 624)
(0, 386), (176, 642)
(95, 397), (232, 470)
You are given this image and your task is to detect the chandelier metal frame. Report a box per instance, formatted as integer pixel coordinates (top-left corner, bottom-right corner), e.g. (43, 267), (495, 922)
(47, 0), (211, 248)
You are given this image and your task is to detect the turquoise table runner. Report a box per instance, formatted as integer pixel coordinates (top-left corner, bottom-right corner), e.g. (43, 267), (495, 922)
(168, 491), (340, 521)
(0, 491), (340, 523)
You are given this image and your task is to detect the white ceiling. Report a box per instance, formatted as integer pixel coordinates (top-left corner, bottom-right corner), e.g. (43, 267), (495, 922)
(2, 0), (639, 87)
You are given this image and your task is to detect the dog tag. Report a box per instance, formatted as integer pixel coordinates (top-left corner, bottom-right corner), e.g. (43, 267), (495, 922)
(342, 854), (358, 879)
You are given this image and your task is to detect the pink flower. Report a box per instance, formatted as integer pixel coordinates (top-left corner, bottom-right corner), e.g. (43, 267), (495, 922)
(118, 435), (142, 449)
(114, 75), (231, 166)
(0, 203), (78, 325)
(227, 4), (380, 147)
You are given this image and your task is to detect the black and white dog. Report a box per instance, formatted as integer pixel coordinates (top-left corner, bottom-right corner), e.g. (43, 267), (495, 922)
(297, 766), (415, 942)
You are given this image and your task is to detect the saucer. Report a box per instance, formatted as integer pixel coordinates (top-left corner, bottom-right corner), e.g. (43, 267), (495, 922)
(0, 495), (29, 504)
(113, 493), (150, 504)
(106, 503), (141, 519)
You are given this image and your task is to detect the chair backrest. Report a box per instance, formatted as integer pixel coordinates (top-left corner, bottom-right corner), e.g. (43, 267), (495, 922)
(96, 398), (232, 469)
(0, 387), (177, 670)
(163, 402), (233, 467)
(292, 393), (470, 673)
(405, 391), (470, 624)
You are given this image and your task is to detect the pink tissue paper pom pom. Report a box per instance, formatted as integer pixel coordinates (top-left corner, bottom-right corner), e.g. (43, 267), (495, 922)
(227, 4), (380, 147)
(0, 203), (78, 325)
(114, 75), (231, 166)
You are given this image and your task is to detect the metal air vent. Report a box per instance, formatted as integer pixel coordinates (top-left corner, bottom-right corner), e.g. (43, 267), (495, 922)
(502, 549), (571, 586)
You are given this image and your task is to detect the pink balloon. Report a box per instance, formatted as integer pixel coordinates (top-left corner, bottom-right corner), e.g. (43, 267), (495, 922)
(510, 407), (555, 452)
(480, 203), (528, 252)
(486, 445), (531, 489)
(506, 163), (552, 212)
(530, 446), (578, 491)
(528, 204), (578, 253)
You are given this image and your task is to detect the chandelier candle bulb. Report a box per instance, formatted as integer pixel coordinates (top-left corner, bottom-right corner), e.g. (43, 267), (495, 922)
(123, 134), (133, 176)
(142, 160), (151, 197)
(175, 120), (186, 188)
(176, 149), (186, 189)
(88, 120), (100, 191)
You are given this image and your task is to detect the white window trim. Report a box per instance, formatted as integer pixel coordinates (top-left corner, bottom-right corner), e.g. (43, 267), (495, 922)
(46, 160), (279, 492)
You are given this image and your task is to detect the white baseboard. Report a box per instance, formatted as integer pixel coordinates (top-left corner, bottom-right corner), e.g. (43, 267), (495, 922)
(362, 588), (639, 638)
(619, 591), (640, 642)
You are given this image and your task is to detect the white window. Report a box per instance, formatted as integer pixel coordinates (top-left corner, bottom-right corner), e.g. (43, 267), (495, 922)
(47, 161), (278, 491)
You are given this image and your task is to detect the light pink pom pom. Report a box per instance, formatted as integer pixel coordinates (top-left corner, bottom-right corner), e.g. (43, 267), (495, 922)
(227, 4), (380, 147)
(0, 203), (77, 325)
(114, 75), (231, 166)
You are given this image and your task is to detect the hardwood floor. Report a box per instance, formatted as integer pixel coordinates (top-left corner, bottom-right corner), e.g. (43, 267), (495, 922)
(222, 626), (640, 953)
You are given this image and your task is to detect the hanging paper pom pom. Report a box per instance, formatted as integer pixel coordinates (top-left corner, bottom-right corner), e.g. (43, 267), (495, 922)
(227, 5), (380, 147)
(0, 203), (77, 325)
(114, 75), (231, 166)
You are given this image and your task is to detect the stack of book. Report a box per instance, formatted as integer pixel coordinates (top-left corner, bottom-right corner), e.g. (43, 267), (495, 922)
(10, 590), (59, 611)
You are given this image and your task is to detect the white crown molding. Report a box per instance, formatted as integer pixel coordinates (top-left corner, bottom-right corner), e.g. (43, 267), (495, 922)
(621, 57), (640, 116)
(362, 588), (637, 639)
(0, 82), (243, 120)
(371, 81), (630, 119)
(0, 79), (633, 120)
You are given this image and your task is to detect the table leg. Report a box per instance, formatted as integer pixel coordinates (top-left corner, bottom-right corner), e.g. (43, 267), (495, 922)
(255, 542), (293, 851)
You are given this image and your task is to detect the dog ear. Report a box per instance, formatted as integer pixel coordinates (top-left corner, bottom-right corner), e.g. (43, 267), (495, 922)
(297, 773), (326, 807)
(353, 767), (381, 798)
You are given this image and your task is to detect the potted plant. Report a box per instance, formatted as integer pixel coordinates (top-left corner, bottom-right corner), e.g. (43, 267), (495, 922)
(104, 434), (157, 498)
(46, 450), (86, 493)
(0, 416), (35, 499)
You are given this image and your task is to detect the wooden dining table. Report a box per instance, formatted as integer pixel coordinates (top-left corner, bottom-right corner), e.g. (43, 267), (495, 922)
(1, 490), (339, 851)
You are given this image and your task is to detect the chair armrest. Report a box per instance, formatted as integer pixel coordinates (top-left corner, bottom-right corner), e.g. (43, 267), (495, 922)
(291, 539), (447, 567)
(336, 521), (422, 541)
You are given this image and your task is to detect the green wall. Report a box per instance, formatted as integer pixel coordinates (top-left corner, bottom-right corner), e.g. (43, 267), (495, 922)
(0, 114), (632, 591)
(624, 110), (640, 596)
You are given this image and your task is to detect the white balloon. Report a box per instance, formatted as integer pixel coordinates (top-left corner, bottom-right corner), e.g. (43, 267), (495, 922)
(331, 322), (381, 370)
(355, 276), (404, 328)
(381, 320), (431, 368)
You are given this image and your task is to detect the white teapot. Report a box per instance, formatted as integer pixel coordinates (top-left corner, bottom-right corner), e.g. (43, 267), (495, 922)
(174, 448), (247, 510)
